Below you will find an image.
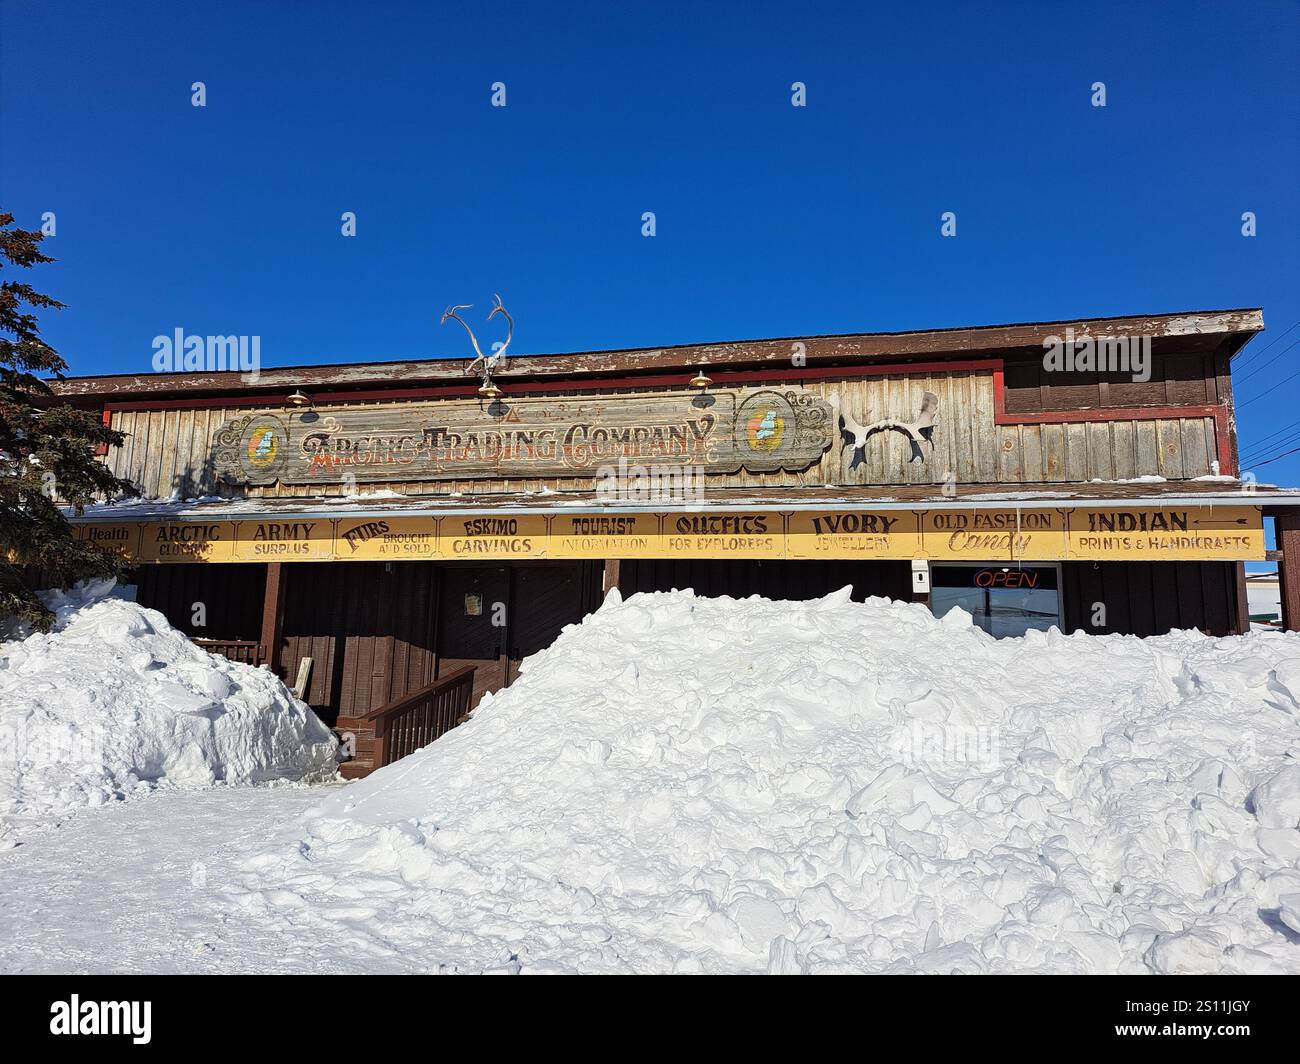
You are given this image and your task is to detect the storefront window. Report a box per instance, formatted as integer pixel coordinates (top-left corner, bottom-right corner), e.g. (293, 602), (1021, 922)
(930, 564), (1061, 637)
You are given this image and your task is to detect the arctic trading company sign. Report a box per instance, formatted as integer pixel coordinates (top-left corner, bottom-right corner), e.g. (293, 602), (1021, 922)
(212, 389), (835, 486)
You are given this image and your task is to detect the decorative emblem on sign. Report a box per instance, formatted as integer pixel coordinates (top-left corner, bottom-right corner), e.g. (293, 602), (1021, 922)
(839, 391), (939, 467)
(740, 393), (787, 454)
(211, 388), (834, 486)
(247, 423), (281, 469)
(213, 413), (289, 483)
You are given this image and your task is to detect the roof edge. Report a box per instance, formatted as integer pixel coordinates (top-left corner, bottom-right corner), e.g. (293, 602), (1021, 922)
(50, 307), (1265, 401)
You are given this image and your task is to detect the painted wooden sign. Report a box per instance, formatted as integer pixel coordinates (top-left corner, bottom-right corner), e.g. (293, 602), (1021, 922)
(787, 510), (924, 559)
(660, 512), (785, 558)
(211, 389), (836, 486)
(334, 517), (439, 560)
(228, 519), (335, 562)
(76, 505), (1264, 563)
(918, 508), (1068, 561)
(549, 514), (663, 558)
(1063, 505), (1262, 560)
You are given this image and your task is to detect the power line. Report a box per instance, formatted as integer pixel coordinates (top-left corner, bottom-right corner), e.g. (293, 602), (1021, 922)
(1233, 319), (1299, 372)
(1238, 414), (1300, 455)
(1250, 444), (1300, 471)
(1242, 421), (1300, 464)
(1237, 360), (1300, 409)
(1235, 335), (1300, 385)
(1243, 431), (1300, 467)
(1239, 417), (1300, 459)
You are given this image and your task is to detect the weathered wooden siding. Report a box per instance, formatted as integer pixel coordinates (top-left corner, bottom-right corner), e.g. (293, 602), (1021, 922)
(1002, 349), (1227, 412)
(135, 562), (265, 640)
(619, 558), (1241, 637)
(272, 559), (604, 729)
(278, 561), (441, 726)
(105, 370), (1224, 499)
(994, 417), (1218, 482)
(1060, 561), (1240, 637)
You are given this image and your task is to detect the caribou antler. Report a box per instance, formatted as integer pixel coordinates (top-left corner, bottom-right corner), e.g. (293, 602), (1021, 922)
(839, 391), (940, 466)
(441, 303), (487, 365)
(441, 295), (512, 378)
(485, 293), (513, 364)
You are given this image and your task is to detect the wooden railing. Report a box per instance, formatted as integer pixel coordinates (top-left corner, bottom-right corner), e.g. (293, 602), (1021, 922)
(363, 666), (477, 768)
(194, 639), (264, 666)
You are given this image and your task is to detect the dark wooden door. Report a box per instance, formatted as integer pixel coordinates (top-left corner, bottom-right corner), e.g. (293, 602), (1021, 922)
(435, 566), (510, 707)
(507, 563), (592, 683)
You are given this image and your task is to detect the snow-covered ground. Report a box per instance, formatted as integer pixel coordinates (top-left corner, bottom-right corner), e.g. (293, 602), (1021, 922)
(0, 582), (337, 844)
(0, 786), (336, 973)
(2, 587), (1299, 973)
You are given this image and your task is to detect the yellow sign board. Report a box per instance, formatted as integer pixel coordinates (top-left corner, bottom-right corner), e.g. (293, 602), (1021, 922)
(918, 508), (1069, 561)
(137, 522), (234, 563)
(75, 522), (142, 561)
(230, 519), (334, 562)
(334, 516), (439, 561)
(71, 504), (1265, 564)
(1064, 505), (1262, 560)
(786, 510), (923, 559)
(440, 515), (551, 559)
(550, 514), (663, 558)
(659, 512), (784, 559)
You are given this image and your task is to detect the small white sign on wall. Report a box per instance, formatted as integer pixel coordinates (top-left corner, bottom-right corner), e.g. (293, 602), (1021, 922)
(911, 559), (931, 594)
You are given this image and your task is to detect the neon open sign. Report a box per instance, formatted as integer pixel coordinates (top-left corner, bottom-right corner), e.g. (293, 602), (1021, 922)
(973, 568), (1040, 589)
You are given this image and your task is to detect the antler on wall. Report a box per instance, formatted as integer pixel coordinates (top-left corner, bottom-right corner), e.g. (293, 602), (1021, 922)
(839, 391), (940, 467)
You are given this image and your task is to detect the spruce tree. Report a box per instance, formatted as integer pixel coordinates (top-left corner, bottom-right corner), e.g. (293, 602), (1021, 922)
(0, 211), (137, 630)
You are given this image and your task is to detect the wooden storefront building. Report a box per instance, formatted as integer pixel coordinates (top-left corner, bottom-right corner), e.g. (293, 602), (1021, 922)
(56, 308), (1300, 775)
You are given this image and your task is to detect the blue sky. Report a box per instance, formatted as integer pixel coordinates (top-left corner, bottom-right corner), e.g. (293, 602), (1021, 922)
(1, 0), (1297, 487)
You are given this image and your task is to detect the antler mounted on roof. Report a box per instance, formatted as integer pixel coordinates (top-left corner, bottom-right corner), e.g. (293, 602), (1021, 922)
(440, 294), (513, 382)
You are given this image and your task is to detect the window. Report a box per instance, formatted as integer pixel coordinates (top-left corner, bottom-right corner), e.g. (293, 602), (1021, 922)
(930, 563), (1061, 637)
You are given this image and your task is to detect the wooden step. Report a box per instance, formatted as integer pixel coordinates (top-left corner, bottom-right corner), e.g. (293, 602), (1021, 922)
(332, 721), (377, 776)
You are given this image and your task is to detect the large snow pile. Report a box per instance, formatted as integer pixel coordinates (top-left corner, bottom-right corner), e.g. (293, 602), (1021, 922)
(232, 589), (1300, 973)
(0, 582), (337, 841)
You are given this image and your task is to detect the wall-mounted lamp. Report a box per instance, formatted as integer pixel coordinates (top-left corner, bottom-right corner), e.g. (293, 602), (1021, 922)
(286, 390), (312, 409)
(690, 365), (713, 390)
(478, 381), (503, 400)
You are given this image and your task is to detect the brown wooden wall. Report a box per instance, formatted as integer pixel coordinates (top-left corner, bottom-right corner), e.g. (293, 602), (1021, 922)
(1060, 560), (1241, 637)
(619, 558), (1240, 637)
(103, 355), (1229, 500)
(278, 561), (440, 724)
(1002, 349), (1227, 412)
(276, 559), (604, 726)
(132, 556), (1241, 726)
(134, 562), (265, 640)
(132, 559), (606, 727)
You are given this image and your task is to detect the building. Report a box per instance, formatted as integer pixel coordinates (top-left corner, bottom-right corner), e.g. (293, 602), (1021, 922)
(55, 308), (1300, 776)
(1246, 570), (1283, 627)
